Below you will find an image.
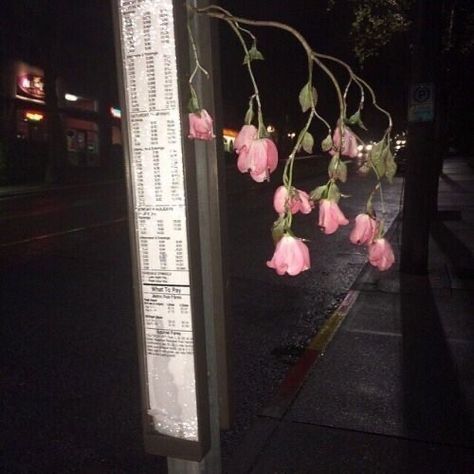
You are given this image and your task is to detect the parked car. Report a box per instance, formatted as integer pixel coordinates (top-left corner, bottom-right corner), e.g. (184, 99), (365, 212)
(394, 132), (407, 174)
(394, 146), (408, 174)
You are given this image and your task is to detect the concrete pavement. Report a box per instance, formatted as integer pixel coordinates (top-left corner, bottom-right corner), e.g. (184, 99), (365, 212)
(228, 156), (474, 473)
(2, 156), (473, 473)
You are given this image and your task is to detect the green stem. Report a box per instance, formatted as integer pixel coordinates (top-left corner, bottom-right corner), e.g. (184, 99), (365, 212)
(314, 51), (391, 132)
(285, 110), (315, 190)
(314, 110), (332, 134)
(193, 5), (347, 127)
(227, 20), (266, 137)
(367, 161), (386, 221)
(194, 4), (266, 136)
(235, 24), (257, 43)
(378, 181), (386, 217)
(187, 23), (210, 85)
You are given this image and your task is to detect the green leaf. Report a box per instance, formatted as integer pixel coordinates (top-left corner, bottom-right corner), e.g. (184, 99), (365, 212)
(369, 140), (386, 178)
(328, 154), (338, 177)
(328, 182), (341, 202)
(243, 45), (265, 65)
(301, 132), (314, 154)
(366, 195), (374, 216)
(309, 184), (328, 202)
(328, 154), (347, 183)
(341, 161), (348, 182)
(346, 110), (367, 130)
(321, 134), (333, 152)
(337, 160), (348, 183)
(384, 147), (397, 183)
(271, 216), (286, 244)
(298, 82), (316, 113)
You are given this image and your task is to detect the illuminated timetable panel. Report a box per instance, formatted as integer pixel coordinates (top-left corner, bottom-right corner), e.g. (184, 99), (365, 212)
(117, 0), (199, 442)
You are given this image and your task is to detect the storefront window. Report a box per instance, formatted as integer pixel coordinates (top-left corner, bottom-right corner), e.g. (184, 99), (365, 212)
(16, 109), (48, 141)
(64, 117), (100, 167)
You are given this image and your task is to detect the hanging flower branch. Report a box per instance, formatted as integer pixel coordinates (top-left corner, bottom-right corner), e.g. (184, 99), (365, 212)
(186, 3), (397, 275)
(186, 22), (215, 140)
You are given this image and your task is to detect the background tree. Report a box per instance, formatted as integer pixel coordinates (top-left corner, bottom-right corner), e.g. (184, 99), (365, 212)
(339, 0), (474, 156)
(330, 0), (474, 273)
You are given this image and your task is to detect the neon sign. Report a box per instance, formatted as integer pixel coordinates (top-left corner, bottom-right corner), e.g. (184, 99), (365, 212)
(17, 74), (45, 100)
(25, 111), (44, 122)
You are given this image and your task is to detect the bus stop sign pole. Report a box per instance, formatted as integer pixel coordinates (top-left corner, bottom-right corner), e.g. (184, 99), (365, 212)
(112, 0), (227, 470)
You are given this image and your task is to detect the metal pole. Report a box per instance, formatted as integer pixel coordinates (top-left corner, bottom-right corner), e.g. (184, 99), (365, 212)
(168, 0), (229, 471)
(113, 0), (229, 468)
(401, 0), (444, 274)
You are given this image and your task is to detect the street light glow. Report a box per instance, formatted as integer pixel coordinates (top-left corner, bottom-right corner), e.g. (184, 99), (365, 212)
(65, 93), (79, 102)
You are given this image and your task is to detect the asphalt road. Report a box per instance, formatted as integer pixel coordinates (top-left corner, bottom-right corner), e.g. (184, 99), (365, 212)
(0, 158), (404, 473)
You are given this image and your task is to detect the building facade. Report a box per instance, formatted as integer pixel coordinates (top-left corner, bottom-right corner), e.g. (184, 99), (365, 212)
(0, 60), (123, 185)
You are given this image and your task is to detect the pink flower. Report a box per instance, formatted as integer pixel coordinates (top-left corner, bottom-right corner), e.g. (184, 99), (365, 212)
(237, 138), (278, 182)
(368, 238), (395, 271)
(350, 213), (378, 245)
(330, 126), (358, 158)
(234, 125), (258, 154)
(188, 109), (215, 141)
(273, 186), (313, 215)
(318, 199), (349, 235)
(266, 235), (310, 276)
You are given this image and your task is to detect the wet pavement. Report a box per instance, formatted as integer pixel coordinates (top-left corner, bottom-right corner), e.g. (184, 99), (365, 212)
(1, 224), (168, 473)
(1, 156), (405, 473)
(227, 156), (474, 473)
(221, 158), (404, 467)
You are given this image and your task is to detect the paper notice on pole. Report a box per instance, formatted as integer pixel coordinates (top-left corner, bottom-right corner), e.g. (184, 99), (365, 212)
(118, 0), (198, 441)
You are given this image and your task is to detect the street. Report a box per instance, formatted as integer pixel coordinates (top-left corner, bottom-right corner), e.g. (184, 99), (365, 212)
(0, 181), (127, 248)
(1, 158), (404, 473)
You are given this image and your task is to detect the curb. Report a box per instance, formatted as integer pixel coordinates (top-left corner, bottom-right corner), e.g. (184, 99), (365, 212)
(227, 213), (404, 473)
(228, 290), (361, 474)
(261, 212), (403, 420)
(261, 289), (360, 419)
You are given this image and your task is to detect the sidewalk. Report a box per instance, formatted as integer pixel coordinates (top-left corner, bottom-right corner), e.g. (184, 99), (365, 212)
(230, 157), (474, 473)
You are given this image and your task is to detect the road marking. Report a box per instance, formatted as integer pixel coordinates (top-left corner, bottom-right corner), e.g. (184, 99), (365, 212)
(0, 217), (127, 248)
(261, 290), (360, 419)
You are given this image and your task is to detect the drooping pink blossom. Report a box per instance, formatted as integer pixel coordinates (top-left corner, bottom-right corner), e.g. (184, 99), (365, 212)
(237, 138), (278, 182)
(188, 109), (215, 141)
(266, 235), (310, 276)
(350, 213), (378, 245)
(294, 190), (312, 214)
(318, 199), (349, 235)
(368, 238), (395, 271)
(273, 186), (313, 215)
(330, 125), (358, 158)
(234, 125), (258, 154)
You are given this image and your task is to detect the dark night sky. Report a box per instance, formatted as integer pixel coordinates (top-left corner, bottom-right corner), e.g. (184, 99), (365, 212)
(1, 0), (117, 99)
(1, 0), (409, 138)
(5, 0), (473, 149)
(215, 0), (474, 153)
(217, 0), (410, 139)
